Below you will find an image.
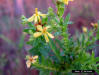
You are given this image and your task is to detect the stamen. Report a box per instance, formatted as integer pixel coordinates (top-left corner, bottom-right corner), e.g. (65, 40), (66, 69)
(29, 57), (33, 62)
(43, 27), (47, 33)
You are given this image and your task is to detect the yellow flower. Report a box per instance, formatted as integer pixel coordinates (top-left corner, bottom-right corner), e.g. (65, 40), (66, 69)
(26, 55), (38, 68)
(33, 25), (54, 42)
(62, 0), (73, 5)
(28, 8), (46, 23)
(82, 27), (87, 33)
(91, 23), (98, 29)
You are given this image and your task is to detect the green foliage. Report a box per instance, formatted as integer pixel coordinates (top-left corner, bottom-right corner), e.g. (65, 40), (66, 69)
(56, 2), (65, 18)
(96, 21), (99, 40)
(39, 70), (50, 75)
(21, 1), (99, 75)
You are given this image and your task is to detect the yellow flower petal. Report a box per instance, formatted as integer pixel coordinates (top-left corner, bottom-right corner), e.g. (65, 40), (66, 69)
(35, 8), (38, 15)
(33, 32), (42, 38)
(26, 60), (31, 68)
(47, 32), (54, 38)
(38, 12), (46, 17)
(38, 16), (41, 21)
(34, 16), (38, 23)
(32, 60), (36, 63)
(40, 14), (46, 18)
(26, 55), (31, 59)
(37, 25), (43, 31)
(27, 8), (46, 23)
(62, 0), (73, 5)
(33, 55), (38, 60)
(91, 23), (98, 28)
(28, 15), (34, 22)
(82, 27), (87, 33)
(64, 1), (68, 5)
(44, 34), (49, 42)
(38, 12), (41, 15)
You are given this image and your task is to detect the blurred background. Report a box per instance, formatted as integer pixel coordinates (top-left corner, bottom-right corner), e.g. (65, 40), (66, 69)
(0, 0), (99, 75)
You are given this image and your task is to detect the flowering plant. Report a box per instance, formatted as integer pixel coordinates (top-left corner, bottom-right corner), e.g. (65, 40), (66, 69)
(21, 0), (99, 75)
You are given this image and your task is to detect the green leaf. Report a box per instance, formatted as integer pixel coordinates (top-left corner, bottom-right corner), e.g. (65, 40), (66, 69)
(40, 46), (50, 57)
(92, 51), (95, 61)
(64, 14), (71, 26)
(96, 63), (99, 67)
(95, 57), (99, 62)
(54, 17), (60, 24)
(57, 3), (65, 18)
(42, 17), (48, 24)
(29, 47), (40, 55)
(40, 55), (55, 68)
(40, 70), (50, 75)
(27, 22), (34, 27)
(96, 69), (99, 74)
(55, 38), (65, 50)
(96, 21), (99, 40)
(23, 27), (36, 33)
(49, 38), (61, 61)
(48, 7), (55, 17)
(18, 35), (25, 49)
(80, 34), (85, 48)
